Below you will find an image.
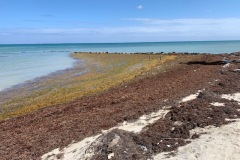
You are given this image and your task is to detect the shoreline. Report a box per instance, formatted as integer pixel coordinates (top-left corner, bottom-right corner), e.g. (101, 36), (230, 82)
(1, 51), (237, 95)
(0, 51), (207, 93)
(0, 54), (81, 93)
(0, 52), (179, 121)
(0, 52), (239, 159)
(0, 51), (238, 93)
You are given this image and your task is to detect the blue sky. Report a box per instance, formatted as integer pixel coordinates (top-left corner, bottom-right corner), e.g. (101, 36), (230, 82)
(1, 0), (240, 44)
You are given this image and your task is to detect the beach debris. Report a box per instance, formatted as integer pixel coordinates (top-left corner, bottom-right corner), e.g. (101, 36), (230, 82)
(173, 121), (184, 126)
(223, 63), (230, 68)
(108, 152), (114, 159)
(232, 69), (240, 73)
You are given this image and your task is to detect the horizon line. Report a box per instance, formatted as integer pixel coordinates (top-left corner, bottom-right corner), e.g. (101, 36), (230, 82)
(1, 39), (240, 45)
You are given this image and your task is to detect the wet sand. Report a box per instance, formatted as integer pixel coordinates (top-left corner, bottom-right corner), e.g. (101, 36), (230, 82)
(0, 53), (239, 159)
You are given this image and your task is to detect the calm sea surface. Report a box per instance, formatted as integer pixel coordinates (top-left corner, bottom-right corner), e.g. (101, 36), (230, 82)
(1, 41), (240, 91)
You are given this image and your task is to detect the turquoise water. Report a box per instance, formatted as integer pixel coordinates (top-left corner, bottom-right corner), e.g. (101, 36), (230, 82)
(0, 45), (75, 91)
(0, 41), (240, 91)
(66, 41), (240, 54)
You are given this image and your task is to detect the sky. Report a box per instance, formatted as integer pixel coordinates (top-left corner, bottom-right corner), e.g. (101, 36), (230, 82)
(0, 0), (240, 44)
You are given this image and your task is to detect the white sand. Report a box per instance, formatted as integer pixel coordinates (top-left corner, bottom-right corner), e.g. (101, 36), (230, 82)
(116, 109), (169, 133)
(41, 108), (169, 160)
(222, 93), (240, 105)
(108, 153), (114, 159)
(41, 134), (101, 160)
(210, 102), (225, 107)
(223, 63), (231, 68)
(153, 119), (240, 160)
(180, 90), (202, 103)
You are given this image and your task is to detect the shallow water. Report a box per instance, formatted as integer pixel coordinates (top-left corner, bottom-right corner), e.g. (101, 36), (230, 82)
(0, 45), (75, 91)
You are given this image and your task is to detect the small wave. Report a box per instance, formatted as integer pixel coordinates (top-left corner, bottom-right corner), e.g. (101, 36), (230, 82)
(19, 51), (46, 53)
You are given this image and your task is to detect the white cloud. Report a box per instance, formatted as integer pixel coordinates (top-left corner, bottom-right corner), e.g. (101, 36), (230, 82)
(123, 18), (240, 37)
(126, 18), (240, 26)
(137, 5), (143, 10)
(1, 18), (240, 43)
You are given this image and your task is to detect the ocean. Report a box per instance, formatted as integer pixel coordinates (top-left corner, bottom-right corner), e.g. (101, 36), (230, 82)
(0, 40), (240, 91)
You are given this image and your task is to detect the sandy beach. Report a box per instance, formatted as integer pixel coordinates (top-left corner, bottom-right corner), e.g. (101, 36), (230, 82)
(0, 52), (239, 159)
